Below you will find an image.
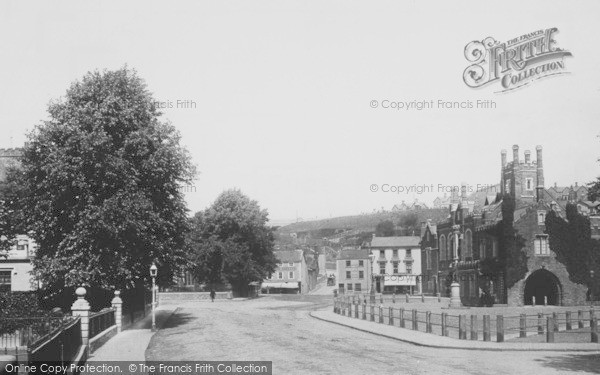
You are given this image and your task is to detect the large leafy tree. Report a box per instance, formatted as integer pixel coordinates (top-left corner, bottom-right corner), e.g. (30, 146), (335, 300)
(188, 189), (277, 296)
(375, 220), (395, 237)
(19, 67), (194, 298)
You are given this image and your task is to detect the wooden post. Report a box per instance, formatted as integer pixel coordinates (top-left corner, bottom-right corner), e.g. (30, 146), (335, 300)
(566, 311), (572, 330)
(552, 312), (559, 332)
(412, 309), (418, 330)
(546, 317), (555, 343)
(392, 293), (396, 304)
(520, 314), (526, 338)
(590, 307), (596, 328)
(362, 302), (367, 320)
(442, 313), (448, 337)
(379, 305), (384, 323)
(389, 307), (394, 325)
(470, 315), (478, 340)
(422, 294), (425, 303)
(437, 292), (441, 302)
(483, 315), (490, 341)
(370, 305), (375, 321)
(496, 315), (504, 342)
(459, 315), (466, 340)
(538, 313), (544, 335)
(426, 311), (432, 333)
(406, 293), (409, 303)
(591, 317), (598, 343)
(544, 296), (547, 306)
(380, 294), (384, 305)
(532, 296), (536, 306)
(400, 308), (405, 328)
(111, 290), (123, 333)
(578, 310), (584, 329)
(355, 302), (359, 318)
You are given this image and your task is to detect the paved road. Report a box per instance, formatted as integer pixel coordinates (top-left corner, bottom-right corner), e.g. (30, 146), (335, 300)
(146, 295), (600, 375)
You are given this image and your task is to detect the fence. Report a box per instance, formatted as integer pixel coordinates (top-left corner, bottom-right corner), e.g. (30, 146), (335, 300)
(27, 317), (82, 364)
(88, 308), (116, 339)
(333, 297), (599, 344)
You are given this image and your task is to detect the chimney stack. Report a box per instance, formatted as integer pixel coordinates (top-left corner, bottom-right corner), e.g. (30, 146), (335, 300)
(536, 145), (544, 201)
(512, 145), (519, 163)
(524, 150), (531, 164)
(501, 149), (507, 195)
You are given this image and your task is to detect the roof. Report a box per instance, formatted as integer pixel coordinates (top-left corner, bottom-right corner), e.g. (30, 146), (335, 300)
(370, 236), (421, 248)
(274, 250), (303, 263)
(337, 249), (370, 260)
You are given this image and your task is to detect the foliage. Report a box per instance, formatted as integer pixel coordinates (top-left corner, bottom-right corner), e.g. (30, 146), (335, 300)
(375, 220), (395, 237)
(398, 212), (420, 235)
(0, 168), (27, 256)
(545, 204), (600, 295)
(499, 194), (528, 289)
(589, 177), (600, 202)
(0, 291), (48, 334)
(188, 189), (277, 296)
(16, 67), (194, 298)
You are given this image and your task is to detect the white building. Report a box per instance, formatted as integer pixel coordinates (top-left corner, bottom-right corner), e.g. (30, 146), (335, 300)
(369, 236), (422, 294)
(0, 235), (37, 292)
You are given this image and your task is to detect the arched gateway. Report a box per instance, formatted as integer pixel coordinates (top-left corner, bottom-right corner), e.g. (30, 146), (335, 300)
(524, 269), (562, 305)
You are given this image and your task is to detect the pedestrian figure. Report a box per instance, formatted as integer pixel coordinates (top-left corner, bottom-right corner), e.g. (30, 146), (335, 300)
(210, 289), (216, 302)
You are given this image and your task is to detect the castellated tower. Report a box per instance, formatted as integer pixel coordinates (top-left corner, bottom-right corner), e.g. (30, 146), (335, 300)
(500, 145), (544, 203)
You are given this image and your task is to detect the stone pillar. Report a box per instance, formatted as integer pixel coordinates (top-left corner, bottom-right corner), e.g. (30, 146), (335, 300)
(71, 286), (90, 349)
(449, 282), (461, 308)
(111, 290), (123, 333)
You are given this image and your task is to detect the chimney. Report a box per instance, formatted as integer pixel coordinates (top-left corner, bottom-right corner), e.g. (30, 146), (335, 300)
(536, 145), (544, 201)
(524, 150), (531, 164)
(501, 149), (507, 195)
(575, 182), (578, 187)
(512, 145), (519, 163)
(461, 182), (467, 200)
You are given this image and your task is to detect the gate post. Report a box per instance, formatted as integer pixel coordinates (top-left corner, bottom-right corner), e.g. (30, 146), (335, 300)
(72, 287), (91, 351)
(111, 290), (123, 333)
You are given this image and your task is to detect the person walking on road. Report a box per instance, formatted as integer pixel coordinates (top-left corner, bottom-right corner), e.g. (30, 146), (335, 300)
(210, 289), (216, 302)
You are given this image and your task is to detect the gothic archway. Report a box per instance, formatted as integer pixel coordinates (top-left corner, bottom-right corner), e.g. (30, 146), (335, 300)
(524, 269), (562, 306)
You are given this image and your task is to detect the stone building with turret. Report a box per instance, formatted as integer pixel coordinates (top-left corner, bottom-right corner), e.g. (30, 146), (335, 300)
(421, 145), (589, 306)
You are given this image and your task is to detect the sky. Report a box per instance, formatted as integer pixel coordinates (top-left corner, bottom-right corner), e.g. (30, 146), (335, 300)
(1, 0), (599, 224)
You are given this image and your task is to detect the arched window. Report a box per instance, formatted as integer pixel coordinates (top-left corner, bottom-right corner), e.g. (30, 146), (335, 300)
(449, 234), (455, 261)
(439, 235), (446, 260)
(465, 230), (473, 260)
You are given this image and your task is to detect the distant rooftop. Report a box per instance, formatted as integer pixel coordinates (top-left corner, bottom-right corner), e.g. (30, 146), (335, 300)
(370, 236), (421, 248)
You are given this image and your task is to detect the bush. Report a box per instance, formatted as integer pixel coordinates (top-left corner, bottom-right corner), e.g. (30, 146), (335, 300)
(0, 291), (48, 334)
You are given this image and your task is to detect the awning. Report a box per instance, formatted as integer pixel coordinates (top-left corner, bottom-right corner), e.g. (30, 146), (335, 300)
(261, 282), (299, 289)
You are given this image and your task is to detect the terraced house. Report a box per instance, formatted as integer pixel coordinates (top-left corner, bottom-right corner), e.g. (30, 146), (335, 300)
(336, 248), (370, 294)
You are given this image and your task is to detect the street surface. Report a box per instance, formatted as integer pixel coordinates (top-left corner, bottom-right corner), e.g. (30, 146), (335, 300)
(146, 295), (600, 375)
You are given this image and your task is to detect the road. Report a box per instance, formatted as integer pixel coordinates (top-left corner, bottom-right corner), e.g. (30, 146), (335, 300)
(146, 295), (600, 375)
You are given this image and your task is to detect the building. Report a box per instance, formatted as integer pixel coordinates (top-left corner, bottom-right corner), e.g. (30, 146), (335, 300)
(420, 220), (439, 295)
(422, 145), (589, 306)
(262, 249), (308, 294)
(369, 236), (422, 294)
(0, 235), (37, 292)
(336, 248), (370, 294)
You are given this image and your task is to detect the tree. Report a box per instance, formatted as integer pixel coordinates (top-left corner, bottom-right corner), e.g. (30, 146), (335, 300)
(498, 193), (527, 289)
(0, 168), (27, 257)
(18, 67), (194, 302)
(375, 220), (395, 237)
(188, 189), (277, 296)
(399, 212), (419, 235)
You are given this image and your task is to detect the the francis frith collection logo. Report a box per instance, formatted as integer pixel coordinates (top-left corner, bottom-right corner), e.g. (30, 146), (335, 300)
(463, 28), (572, 92)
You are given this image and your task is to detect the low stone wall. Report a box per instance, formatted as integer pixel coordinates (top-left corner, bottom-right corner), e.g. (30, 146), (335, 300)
(89, 325), (117, 353)
(158, 292), (232, 302)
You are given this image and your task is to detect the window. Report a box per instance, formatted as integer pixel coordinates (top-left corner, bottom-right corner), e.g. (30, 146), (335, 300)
(505, 179), (511, 194)
(278, 272), (283, 279)
(492, 239), (498, 258)
(379, 263), (386, 275)
(479, 238), (486, 259)
(16, 244), (27, 251)
(347, 283), (353, 291)
(346, 271), (351, 279)
(406, 249), (412, 258)
(288, 262), (294, 267)
(406, 265), (412, 274)
(534, 235), (550, 255)
(393, 249), (398, 257)
(464, 230), (472, 260)
(426, 250), (431, 270)
(537, 211), (546, 225)
(289, 271), (294, 279)
(439, 235), (446, 261)
(338, 283), (344, 291)
(0, 270), (10, 292)
(346, 260), (351, 267)
(526, 178), (533, 191)
(355, 283), (362, 292)
(392, 261), (399, 274)
(358, 260), (364, 267)
(358, 271), (364, 279)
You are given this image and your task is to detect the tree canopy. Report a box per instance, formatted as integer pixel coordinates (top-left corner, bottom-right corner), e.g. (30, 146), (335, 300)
(188, 189), (277, 296)
(17, 67), (194, 297)
(375, 220), (395, 237)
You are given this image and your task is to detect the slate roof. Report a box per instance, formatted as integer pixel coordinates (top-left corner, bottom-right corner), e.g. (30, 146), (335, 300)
(274, 250), (303, 263)
(370, 236), (421, 248)
(337, 249), (370, 260)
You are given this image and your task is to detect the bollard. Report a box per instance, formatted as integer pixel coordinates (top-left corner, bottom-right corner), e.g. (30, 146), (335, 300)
(538, 313), (544, 335)
(355, 302), (359, 319)
(412, 309), (418, 331)
(592, 317), (598, 343)
(400, 308), (405, 328)
(406, 293), (410, 303)
(496, 315), (504, 342)
(392, 293), (396, 304)
(111, 290), (123, 333)
(532, 296), (536, 306)
(578, 310), (584, 329)
(389, 307), (394, 325)
(470, 315), (478, 340)
(546, 317), (555, 343)
(483, 315), (490, 341)
(520, 314), (527, 338)
(426, 311), (432, 333)
(380, 294), (384, 305)
(379, 305), (384, 323)
(442, 313), (448, 337)
(362, 302), (367, 320)
(370, 305), (375, 322)
(544, 296), (547, 306)
(437, 292), (441, 302)
(566, 311), (572, 330)
(459, 315), (467, 340)
(553, 312), (559, 332)
(590, 308), (596, 328)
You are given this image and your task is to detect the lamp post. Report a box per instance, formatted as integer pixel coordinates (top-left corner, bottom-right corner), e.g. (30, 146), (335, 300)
(369, 253), (376, 303)
(591, 270), (595, 305)
(150, 263), (157, 332)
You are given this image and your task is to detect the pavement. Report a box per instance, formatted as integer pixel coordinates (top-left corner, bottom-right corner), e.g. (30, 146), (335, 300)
(84, 305), (177, 363)
(310, 309), (600, 352)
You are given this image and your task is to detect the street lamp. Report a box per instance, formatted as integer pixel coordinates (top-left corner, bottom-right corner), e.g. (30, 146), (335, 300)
(150, 263), (157, 332)
(591, 270), (595, 305)
(369, 253), (376, 304)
